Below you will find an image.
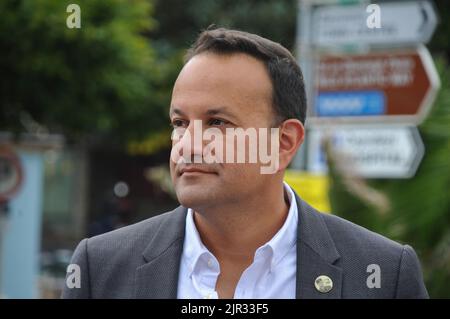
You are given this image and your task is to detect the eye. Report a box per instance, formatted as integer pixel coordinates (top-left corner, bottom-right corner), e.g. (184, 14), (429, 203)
(208, 118), (229, 126)
(170, 119), (188, 128)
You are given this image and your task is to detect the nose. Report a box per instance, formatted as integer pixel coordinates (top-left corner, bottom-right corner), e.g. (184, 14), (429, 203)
(171, 120), (205, 164)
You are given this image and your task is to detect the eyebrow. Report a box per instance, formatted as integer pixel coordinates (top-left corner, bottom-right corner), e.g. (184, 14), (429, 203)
(169, 106), (239, 122)
(205, 107), (239, 121)
(169, 108), (185, 117)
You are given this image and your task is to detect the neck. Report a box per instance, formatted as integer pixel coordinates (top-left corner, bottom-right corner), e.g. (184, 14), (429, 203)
(192, 181), (290, 262)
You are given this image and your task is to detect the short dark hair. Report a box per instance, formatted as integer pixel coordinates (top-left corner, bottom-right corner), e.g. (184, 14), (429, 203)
(185, 27), (307, 125)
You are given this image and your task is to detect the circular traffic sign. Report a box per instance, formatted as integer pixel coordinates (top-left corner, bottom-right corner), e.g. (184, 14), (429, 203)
(0, 146), (23, 202)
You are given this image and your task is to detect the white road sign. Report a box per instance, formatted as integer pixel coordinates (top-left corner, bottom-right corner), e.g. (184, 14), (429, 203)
(312, 0), (438, 48)
(307, 125), (424, 178)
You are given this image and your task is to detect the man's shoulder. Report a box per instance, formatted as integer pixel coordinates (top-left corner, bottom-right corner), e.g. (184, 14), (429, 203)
(301, 205), (428, 298)
(320, 211), (404, 254)
(63, 207), (186, 298)
(86, 208), (184, 254)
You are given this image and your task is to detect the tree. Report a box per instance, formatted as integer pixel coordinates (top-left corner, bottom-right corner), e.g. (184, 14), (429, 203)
(0, 0), (166, 144)
(1, 0), (298, 148)
(150, 0), (296, 52)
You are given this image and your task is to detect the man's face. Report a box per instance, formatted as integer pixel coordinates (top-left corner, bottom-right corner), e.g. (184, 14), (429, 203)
(169, 52), (278, 211)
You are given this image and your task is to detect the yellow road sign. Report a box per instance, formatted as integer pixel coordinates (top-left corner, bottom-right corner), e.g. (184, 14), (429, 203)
(284, 170), (331, 213)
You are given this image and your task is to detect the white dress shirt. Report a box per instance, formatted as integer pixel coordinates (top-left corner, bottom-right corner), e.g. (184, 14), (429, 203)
(177, 182), (298, 299)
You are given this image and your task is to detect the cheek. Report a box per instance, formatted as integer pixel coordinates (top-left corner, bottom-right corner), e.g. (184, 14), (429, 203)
(169, 159), (177, 181)
(222, 162), (262, 181)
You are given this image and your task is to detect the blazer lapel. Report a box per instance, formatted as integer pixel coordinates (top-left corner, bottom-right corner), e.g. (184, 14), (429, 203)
(134, 206), (188, 299)
(294, 192), (343, 299)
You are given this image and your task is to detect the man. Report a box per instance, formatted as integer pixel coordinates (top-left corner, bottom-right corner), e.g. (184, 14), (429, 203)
(62, 28), (428, 299)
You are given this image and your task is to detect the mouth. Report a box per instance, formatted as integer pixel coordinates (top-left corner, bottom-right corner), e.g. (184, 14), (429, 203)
(178, 166), (217, 176)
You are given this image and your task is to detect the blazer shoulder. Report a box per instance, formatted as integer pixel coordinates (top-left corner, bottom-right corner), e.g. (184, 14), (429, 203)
(86, 208), (184, 255)
(63, 208), (186, 298)
(320, 211), (404, 255)
(319, 211), (428, 298)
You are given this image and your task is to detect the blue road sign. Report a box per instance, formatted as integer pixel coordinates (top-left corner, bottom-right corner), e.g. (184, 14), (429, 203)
(316, 90), (386, 117)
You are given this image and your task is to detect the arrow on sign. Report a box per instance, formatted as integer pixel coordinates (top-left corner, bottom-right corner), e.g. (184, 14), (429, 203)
(310, 45), (440, 125)
(312, 0), (438, 48)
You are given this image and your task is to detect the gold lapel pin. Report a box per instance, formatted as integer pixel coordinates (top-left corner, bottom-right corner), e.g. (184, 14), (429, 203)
(314, 275), (333, 293)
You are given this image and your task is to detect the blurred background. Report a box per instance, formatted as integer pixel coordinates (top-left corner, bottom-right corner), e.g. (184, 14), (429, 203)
(0, 0), (449, 298)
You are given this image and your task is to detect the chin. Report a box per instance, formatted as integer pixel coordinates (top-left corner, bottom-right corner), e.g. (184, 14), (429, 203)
(175, 188), (212, 209)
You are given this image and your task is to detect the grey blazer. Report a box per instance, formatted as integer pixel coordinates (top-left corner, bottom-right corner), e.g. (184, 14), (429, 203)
(62, 192), (428, 299)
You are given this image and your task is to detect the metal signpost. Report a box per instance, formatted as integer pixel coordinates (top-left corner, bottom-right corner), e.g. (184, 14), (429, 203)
(297, 0), (440, 179)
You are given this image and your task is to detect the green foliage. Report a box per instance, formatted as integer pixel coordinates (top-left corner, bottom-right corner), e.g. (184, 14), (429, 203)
(0, 0), (166, 143)
(0, 0), (297, 146)
(150, 0), (296, 51)
(429, 0), (450, 57)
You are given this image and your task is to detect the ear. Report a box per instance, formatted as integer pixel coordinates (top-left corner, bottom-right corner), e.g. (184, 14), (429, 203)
(278, 119), (305, 171)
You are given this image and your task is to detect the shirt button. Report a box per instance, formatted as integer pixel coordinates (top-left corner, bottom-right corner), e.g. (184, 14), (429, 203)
(207, 258), (213, 268)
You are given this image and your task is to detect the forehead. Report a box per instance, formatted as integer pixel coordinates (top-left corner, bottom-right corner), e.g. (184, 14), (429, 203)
(170, 53), (273, 119)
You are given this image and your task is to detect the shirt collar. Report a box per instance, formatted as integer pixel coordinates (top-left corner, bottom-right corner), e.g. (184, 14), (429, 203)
(261, 181), (298, 271)
(182, 181), (298, 275)
(183, 207), (213, 277)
